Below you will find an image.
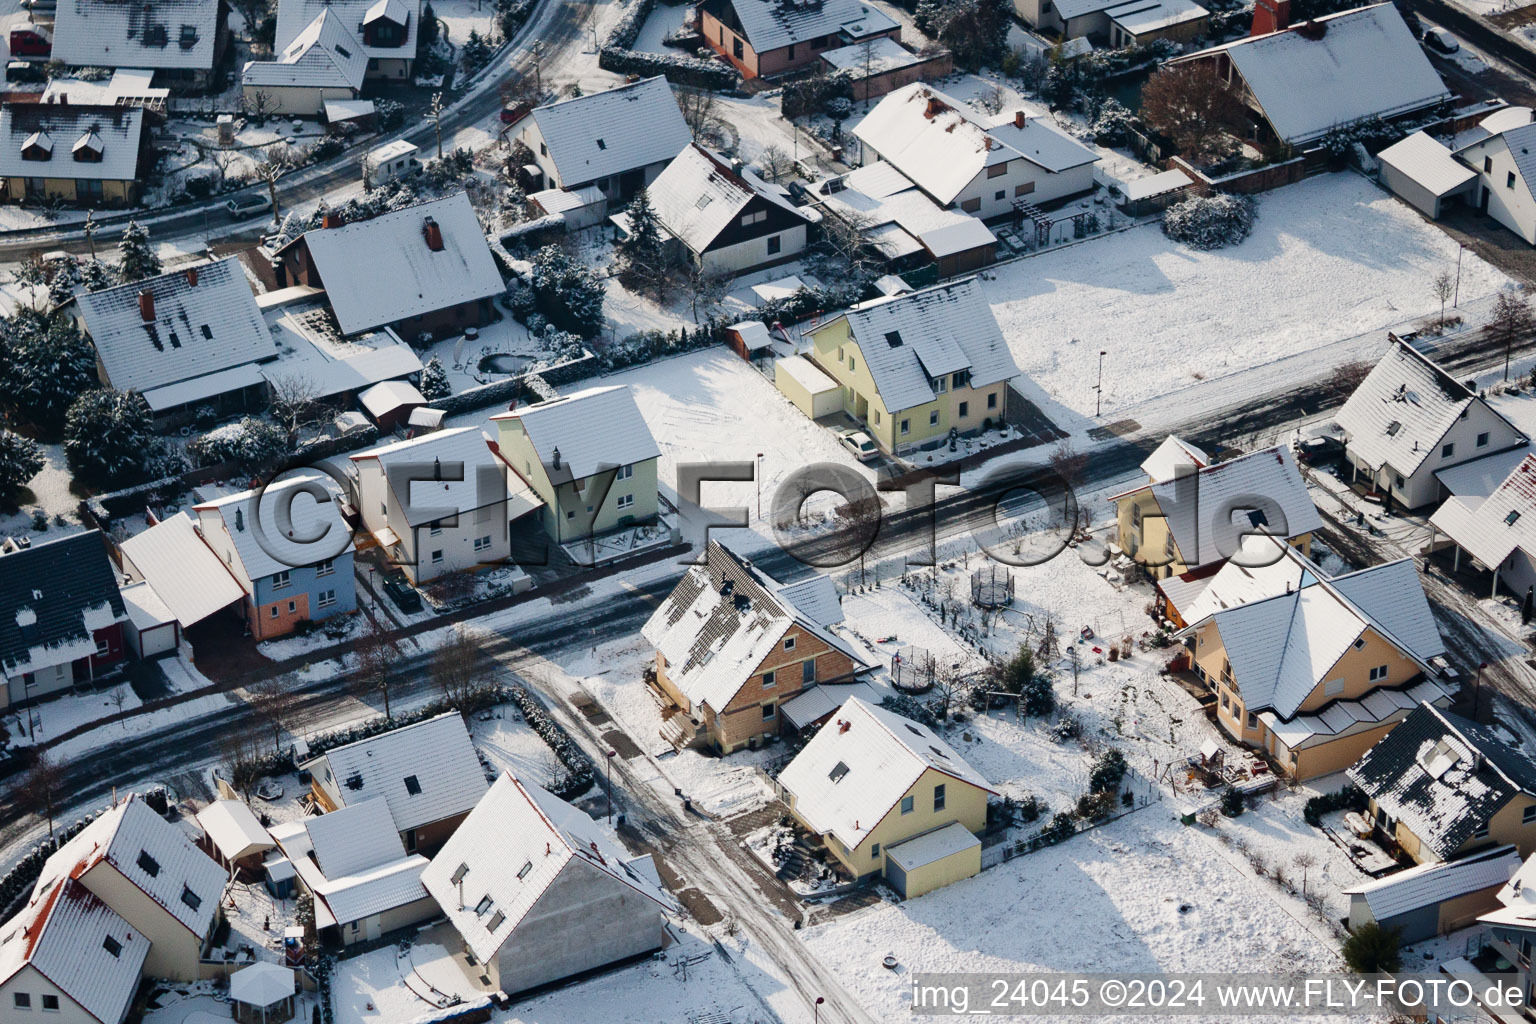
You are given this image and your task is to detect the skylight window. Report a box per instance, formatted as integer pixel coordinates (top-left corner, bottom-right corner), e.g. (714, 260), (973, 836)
(928, 745), (950, 760)
(137, 851), (160, 877)
(517, 860), (533, 880)
(474, 895), (494, 916)
(487, 910), (506, 931)
(200, 324), (212, 339)
(450, 863), (469, 884)
(103, 935), (122, 958)
(1509, 510), (1523, 526)
(403, 775), (421, 795)
(180, 886), (202, 911)
(695, 194), (713, 210)
(904, 723), (923, 736)
(596, 139), (607, 150)
(885, 331), (903, 347)
(828, 761), (850, 783)
(1385, 421), (1401, 436)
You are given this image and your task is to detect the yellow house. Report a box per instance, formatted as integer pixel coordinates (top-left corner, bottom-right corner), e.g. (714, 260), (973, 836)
(0, 104), (147, 207)
(1111, 437), (1322, 595)
(796, 277), (1021, 455)
(775, 696), (995, 897)
(1178, 535), (1451, 781)
(490, 384), (662, 548)
(1351, 703), (1536, 864)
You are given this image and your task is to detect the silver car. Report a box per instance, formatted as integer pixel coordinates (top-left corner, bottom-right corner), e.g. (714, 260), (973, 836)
(837, 429), (879, 462)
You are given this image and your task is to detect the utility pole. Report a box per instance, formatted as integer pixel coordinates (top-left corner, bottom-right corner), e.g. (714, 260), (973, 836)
(756, 452), (764, 520)
(83, 209), (96, 260)
(1095, 349), (1107, 417)
(1454, 243), (1463, 308)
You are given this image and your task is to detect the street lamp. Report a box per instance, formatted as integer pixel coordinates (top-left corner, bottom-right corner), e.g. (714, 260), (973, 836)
(606, 750), (617, 824)
(814, 996), (825, 1023)
(1095, 350), (1107, 418)
(756, 453), (765, 521)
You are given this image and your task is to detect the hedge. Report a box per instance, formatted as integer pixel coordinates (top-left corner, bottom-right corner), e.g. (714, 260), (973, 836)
(598, 46), (737, 91)
(0, 810), (105, 921)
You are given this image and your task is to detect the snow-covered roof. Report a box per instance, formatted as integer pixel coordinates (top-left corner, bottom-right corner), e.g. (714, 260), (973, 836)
(75, 257), (271, 397)
(776, 353), (839, 395)
(262, 295), (423, 400)
(649, 144), (812, 256)
(1455, 105), (1535, 151)
(780, 681), (881, 730)
(1479, 846), (1536, 930)
(0, 531), (126, 681)
(528, 185), (605, 215)
(642, 540), (868, 714)
(275, 0), (420, 61)
(853, 83), (1098, 205)
(1141, 434), (1209, 484)
(282, 192), (503, 336)
(244, 9), (369, 91)
(1349, 703), (1536, 860)
(1105, 0), (1208, 33)
(819, 35), (925, 76)
(1171, 3), (1450, 145)
(283, 799), (430, 926)
(53, 0), (220, 71)
(528, 76), (693, 189)
(421, 773), (673, 963)
(1434, 444), (1533, 504)
(883, 820), (980, 870)
(230, 961), (296, 1009)
(324, 98), (376, 122)
(305, 798), (405, 878)
(1344, 844), (1518, 920)
(359, 379), (426, 418)
(1336, 339), (1516, 478)
(196, 800), (276, 863)
(352, 426), (541, 526)
(778, 697), (994, 850)
(820, 167), (998, 260)
(41, 68), (168, 106)
(1431, 454), (1536, 572)
(36, 795), (226, 942)
(119, 511), (248, 626)
(728, 319), (774, 351)
(492, 384), (661, 484)
(0, 104), (143, 183)
(194, 472), (355, 583)
(0, 878), (149, 1024)
(119, 580), (175, 632)
(705, 0), (897, 52)
(1378, 132), (1476, 197)
(1262, 677), (1450, 749)
(1121, 168), (1195, 202)
(813, 277), (1019, 414)
(308, 713), (489, 834)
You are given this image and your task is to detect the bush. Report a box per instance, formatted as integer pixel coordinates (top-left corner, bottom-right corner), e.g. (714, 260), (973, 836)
(1075, 790), (1117, 820)
(188, 417), (290, 471)
(1162, 193), (1255, 251)
(598, 46), (736, 90)
(879, 693), (940, 728)
(1039, 812), (1077, 845)
(1302, 784), (1367, 827)
(1220, 785), (1245, 817)
(1342, 922), (1402, 974)
(1088, 748), (1128, 794)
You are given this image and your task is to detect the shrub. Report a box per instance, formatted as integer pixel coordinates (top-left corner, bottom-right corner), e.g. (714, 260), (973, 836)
(187, 417), (290, 471)
(1039, 812), (1077, 845)
(1089, 748), (1128, 793)
(1342, 922), (1402, 974)
(879, 693), (941, 728)
(1075, 790), (1117, 820)
(1220, 785), (1245, 817)
(597, 46), (736, 90)
(1162, 193), (1255, 250)
(1302, 784), (1367, 827)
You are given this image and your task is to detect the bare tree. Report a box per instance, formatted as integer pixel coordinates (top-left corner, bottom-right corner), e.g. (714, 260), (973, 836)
(361, 149), (375, 193)
(433, 626), (487, 707)
(267, 373), (321, 442)
(1139, 62), (1249, 163)
(933, 662), (966, 721)
(231, 0), (274, 49)
(1292, 851), (1317, 896)
(213, 145), (239, 188)
(245, 88), (275, 123)
(675, 85), (722, 139)
(107, 684), (128, 726)
(975, 80), (1007, 116)
(22, 748), (65, 840)
(352, 619), (401, 720)
(429, 91), (445, 160)
(1432, 269), (1455, 327)
(254, 149), (287, 224)
(1331, 358), (1374, 401)
(757, 144), (793, 183)
(247, 677), (300, 753)
(219, 730), (266, 801)
(817, 208), (883, 281)
(1490, 288), (1536, 381)
(685, 264), (730, 324)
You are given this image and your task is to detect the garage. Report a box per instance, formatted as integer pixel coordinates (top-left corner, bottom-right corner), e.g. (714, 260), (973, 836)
(883, 822), (982, 899)
(1377, 132), (1476, 220)
(120, 580), (179, 658)
(1343, 844), (1519, 942)
(775, 355), (842, 421)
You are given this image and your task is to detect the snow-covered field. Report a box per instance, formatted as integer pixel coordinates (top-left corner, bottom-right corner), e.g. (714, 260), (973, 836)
(989, 173), (1511, 422)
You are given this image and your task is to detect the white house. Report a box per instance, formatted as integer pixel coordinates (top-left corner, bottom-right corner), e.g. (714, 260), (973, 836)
(242, 10), (369, 117)
(1453, 107), (1536, 245)
(1431, 453), (1536, 599)
(274, 0), (419, 80)
(1335, 338), (1525, 509)
(853, 83), (1099, 220)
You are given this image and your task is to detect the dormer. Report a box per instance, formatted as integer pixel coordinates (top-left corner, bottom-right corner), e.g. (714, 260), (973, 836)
(72, 129), (103, 163)
(21, 130), (52, 161)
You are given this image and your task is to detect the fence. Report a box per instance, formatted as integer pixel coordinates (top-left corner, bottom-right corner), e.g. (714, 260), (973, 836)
(890, 646), (937, 693)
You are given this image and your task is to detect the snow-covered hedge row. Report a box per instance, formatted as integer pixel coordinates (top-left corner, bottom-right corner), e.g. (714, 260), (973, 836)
(1161, 193), (1255, 251)
(503, 684), (595, 800)
(188, 418), (290, 471)
(606, 0), (652, 49)
(0, 809), (105, 920)
(599, 46), (737, 91)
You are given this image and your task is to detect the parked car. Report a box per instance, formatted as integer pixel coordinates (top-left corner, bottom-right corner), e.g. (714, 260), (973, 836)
(20, 0), (58, 15)
(499, 102), (532, 124)
(381, 571), (422, 613)
(1295, 434), (1344, 466)
(9, 23), (51, 57)
(6, 60), (44, 83)
(1424, 27), (1459, 53)
(837, 428), (880, 463)
(225, 193), (272, 219)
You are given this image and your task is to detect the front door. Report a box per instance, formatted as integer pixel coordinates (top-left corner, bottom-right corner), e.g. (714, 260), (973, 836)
(1482, 187), (1491, 213)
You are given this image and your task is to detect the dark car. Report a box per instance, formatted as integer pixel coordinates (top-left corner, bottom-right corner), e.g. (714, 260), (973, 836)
(381, 571), (422, 613)
(1296, 435), (1345, 466)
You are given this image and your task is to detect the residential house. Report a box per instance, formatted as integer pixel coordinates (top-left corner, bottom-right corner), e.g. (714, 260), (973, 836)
(853, 84), (1100, 221)
(817, 37), (952, 103)
(274, 0), (419, 80)
(302, 712), (489, 855)
(421, 773), (673, 997)
(800, 277), (1022, 455)
(242, 10), (369, 117)
(1474, 849), (1536, 1009)
(699, 0), (900, 79)
(350, 426), (541, 584)
(509, 77), (693, 207)
(1350, 702), (1536, 862)
(0, 104), (148, 207)
(1110, 438), (1322, 584)
(1013, 0), (1208, 47)
(641, 539), (871, 754)
(1178, 536), (1450, 780)
(52, 0), (227, 87)
(28, 794), (228, 981)
(815, 162), (998, 278)
(1431, 454), (1536, 600)
(195, 800), (278, 878)
(645, 144), (819, 276)
(191, 475), (358, 641)
(490, 385), (662, 547)
(257, 285), (425, 409)
(0, 531), (128, 710)
(117, 511), (250, 641)
(1343, 844), (1520, 942)
(1450, 106), (1536, 245)
(268, 799), (436, 946)
(775, 697), (996, 896)
(1334, 338), (1525, 510)
(68, 258), (275, 426)
(1167, 3), (1451, 149)
(272, 192), (504, 343)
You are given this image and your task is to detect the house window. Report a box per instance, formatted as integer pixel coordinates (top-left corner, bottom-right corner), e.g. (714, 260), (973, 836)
(784, 636), (796, 651)
(1220, 691), (1229, 710)
(1478, 431), (1490, 448)
(1442, 443), (1455, 459)
(430, 520), (444, 536)
(41, 995), (58, 1012)
(103, 935), (122, 958)
(786, 43), (795, 59)
(1473, 823), (1491, 840)
(1486, 156), (1494, 172)
(900, 795), (914, 814)
(741, 210), (767, 227)
(1510, 171), (1518, 189)
(933, 376), (947, 393)
(617, 464), (633, 480)
(929, 411), (939, 427)
(767, 235), (782, 255)
(287, 601), (296, 614)
(1014, 182), (1035, 197)
(849, 357), (856, 372)
(762, 670), (776, 688)
(474, 535), (492, 551)
(1524, 805), (1536, 825)
(994, 190), (1005, 201)
(270, 606), (279, 618)
(540, 142), (547, 155)
(137, 850), (160, 876)
(960, 198), (981, 213)
(317, 590), (337, 608)
(180, 886), (202, 911)
(1245, 711), (1257, 729)
(14, 993), (31, 1009)
(475, 895), (494, 916)
(802, 658), (815, 683)
(1368, 665), (1389, 682)
(617, 494), (635, 510)
(1353, 637), (1366, 650)
(96, 636), (110, 656)
(1394, 474), (1404, 489)
(762, 703), (775, 720)
(900, 419), (910, 435)
(958, 401), (969, 418)
(431, 550), (444, 564)
(734, 37), (744, 58)
(316, 560), (335, 576)
(872, 843), (880, 857)
(272, 571), (291, 589)
(934, 783), (946, 811)
(987, 163), (1007, 178)
(381, 503), (388, 516)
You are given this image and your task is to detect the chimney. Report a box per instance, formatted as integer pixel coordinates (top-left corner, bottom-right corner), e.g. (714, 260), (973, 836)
(433, 456), (441, 481)
(1014, 110), (1026, 129)
(838, 719), (851, 734)
(552, 446), (561, 470)
(185, 266), (198, 287)
(423, 216), (444, 252)
(924, 97), (945, 119)
(321, 211), (343, 229)
(138, 289), (155, 322)
(1250, 0), (1290, 36)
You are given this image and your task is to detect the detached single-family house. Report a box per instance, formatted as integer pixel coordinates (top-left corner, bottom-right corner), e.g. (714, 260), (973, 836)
(510, 77), (693, 207)
(274, 0), (419, 80)
(29, 794), (228, 982)
(1178, 533), (1450, 780)
(645, 144), (819, 276)
(801, 277), (1022, 455)
(1351, 703), (1536, 863)
(52, 0), (227, 87)
(642, 539), (871, 754)
(69, 258), (275, 426)
(421, 773), (674, 997)
(816, 162), (998, 278)
(1014, 0), (1208, 47)
(1344, 844), (1520, 942)
(272, 192), (504, 343)
(1167, 3), (1451, 149)
(268, 798), (436, 946)
(491, 385), (662, 547)
(1475, 850), (1536, 1009)
(243, 10), (369, 117)
(1431, 454), (1536, 600)
(1451, 106), (1536, 246)
(0, 104), (149, 207)
(776, 697), (996, 896)
(1335, 338), (1525, 510)
(853, 84), (1100, 221)
(699, 0), (901, 79)
(302, 712), (489, 855)
(196, 800), (278, 879)
(350, 427), (541, 584)
(192, 475), (357, 641)
(1111, 438), (1322, 585)
(117, 511), (250, 642)
(0, 531), (127, 710)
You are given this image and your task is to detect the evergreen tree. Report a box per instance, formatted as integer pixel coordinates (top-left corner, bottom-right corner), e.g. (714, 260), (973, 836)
(460, 29), (491, 73)
(614, 188), (670, 298)
(1342, 922), (1402, 974)
(1, 311), (99, 433)
(78, 259), (115, 293)
(0, 430), (44, 499)
(64, 388), (157, 487)
(116, 221), (162, 284)
(529, 245), (605, 339)
(418, 356), (451, 400)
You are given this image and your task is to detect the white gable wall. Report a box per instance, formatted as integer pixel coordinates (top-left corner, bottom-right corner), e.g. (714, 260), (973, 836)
(1461, 136), (1536, 245)
(861, 149), (1095, 220)
(0, 965), (101, 1024)
(1360, 400), (1526, 509)
(699, 223), (809, 275)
